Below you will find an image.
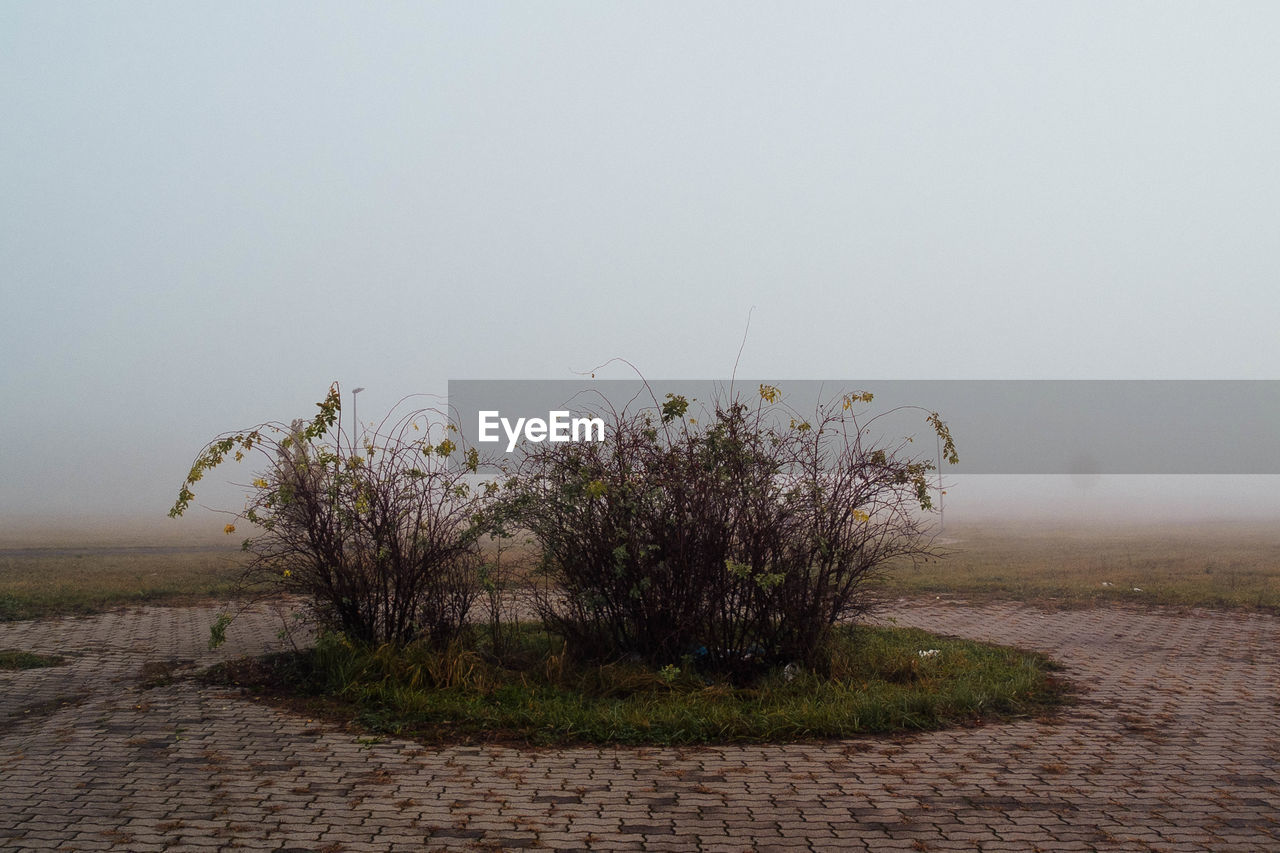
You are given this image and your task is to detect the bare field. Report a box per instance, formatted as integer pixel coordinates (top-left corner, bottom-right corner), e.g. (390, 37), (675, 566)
(874, 519), (1280, 612)
(0, 543), (247, 621)
(1, 518), (1278, 621)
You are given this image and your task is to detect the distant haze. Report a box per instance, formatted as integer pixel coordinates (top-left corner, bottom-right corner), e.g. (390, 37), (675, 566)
(3, 3), (1279, 538)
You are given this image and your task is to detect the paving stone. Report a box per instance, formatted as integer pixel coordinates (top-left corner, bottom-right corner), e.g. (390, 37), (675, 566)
(1, 599), (1276, 850)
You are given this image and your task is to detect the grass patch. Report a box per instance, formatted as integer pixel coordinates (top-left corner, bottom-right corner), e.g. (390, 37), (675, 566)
(0, 649), (66, 669)
(204, 623), (1065, 746)
(0, 545), (246, 621)
(872, 520), (1280, 612)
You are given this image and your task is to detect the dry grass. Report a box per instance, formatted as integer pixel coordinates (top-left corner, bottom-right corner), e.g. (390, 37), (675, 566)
(3, 518), (1277, 621)
(872, 519), (1280, 611)
(0, 544), (246, 621)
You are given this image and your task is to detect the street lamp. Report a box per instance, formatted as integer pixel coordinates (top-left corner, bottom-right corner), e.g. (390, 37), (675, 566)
(352, 387), (365, 448)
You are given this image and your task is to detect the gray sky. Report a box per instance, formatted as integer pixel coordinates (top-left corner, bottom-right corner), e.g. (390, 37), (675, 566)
(3, 2), (1279, 530)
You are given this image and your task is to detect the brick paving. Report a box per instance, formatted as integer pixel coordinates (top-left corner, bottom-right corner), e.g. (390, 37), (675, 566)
(1, 600), (1277, 852)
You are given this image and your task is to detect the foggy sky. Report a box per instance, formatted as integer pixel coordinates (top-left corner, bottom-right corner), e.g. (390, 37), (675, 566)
(3, 2), (1279, 532)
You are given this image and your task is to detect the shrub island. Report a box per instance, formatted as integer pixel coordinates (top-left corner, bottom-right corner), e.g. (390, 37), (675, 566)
(178, 382), (1066, 745)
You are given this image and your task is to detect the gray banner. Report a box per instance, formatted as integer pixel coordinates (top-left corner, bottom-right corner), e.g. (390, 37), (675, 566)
(447, 380), (1280, 474)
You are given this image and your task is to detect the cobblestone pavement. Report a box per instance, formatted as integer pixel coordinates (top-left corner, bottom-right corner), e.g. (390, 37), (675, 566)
(1, 600), (1276, 852)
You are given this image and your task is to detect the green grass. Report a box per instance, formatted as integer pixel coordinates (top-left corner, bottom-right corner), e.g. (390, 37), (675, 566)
(0, 649), (66, 669)
(871, 520), (1280, 612)
(0, 546), (247, 621)
(205, 623), (1065, 746)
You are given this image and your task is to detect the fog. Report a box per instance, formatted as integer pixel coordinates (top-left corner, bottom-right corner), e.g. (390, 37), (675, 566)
(3, 3), (1279, 540)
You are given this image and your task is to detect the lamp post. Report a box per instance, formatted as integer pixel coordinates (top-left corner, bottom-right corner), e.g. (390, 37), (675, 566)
(352, 387), (365, 449)
(936, 430), (945, 533)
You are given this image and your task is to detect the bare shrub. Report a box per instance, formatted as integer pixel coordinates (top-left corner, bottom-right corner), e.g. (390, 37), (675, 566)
(499, 385), (956, 679)
(171, 384), (488, 647)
